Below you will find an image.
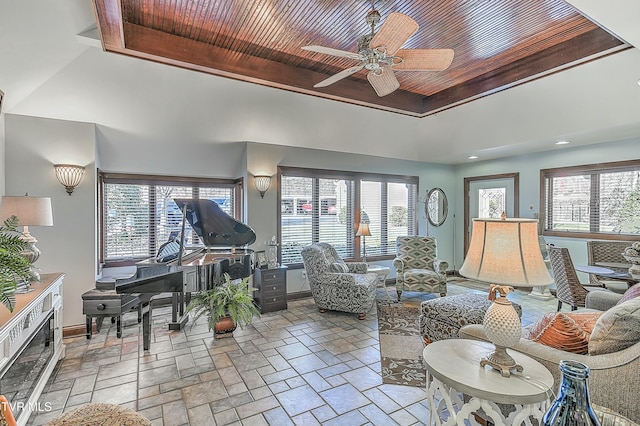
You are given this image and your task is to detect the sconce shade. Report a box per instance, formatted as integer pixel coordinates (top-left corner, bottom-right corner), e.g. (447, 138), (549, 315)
(54, 164), (85, 195)
(0, 195), (53, 227)
(355, 223), (371, 237)
(254, 175), (272, 198)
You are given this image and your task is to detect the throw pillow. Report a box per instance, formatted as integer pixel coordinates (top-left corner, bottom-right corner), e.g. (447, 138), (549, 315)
(329, 262), (349, 273)
(589, 296), (640, 355)
(616, 282), (640, 305)
(525, 311), (603, 354)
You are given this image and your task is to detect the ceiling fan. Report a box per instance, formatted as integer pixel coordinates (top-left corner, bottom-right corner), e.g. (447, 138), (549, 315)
(302, 6), (454, 97)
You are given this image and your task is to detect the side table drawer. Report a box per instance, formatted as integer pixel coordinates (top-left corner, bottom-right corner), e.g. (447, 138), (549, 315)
(260, 270), (285, 283)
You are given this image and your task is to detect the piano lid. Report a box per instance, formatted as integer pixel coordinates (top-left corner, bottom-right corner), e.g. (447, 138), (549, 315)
(173, 198), (256, 248)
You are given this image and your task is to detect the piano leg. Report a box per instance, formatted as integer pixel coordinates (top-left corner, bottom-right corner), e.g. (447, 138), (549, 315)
(142, 304), (151, 351)
(167, 292), (189, 331)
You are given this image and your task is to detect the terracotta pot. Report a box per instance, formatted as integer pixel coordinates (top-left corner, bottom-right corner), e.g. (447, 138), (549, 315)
(214, 316), (236, 339)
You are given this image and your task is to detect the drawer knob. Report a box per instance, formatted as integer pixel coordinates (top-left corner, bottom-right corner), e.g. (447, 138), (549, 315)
(272, 286), (277, 290)
(272, 298), (277, 302)
(97, 304), (106, 311)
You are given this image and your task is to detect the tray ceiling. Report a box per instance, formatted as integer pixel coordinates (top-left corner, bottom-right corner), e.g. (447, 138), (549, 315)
(92, 0), (628, 117)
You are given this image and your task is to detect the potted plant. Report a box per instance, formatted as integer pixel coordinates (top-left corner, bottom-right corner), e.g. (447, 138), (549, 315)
(0, 216), (32, 312)
(185, 273), (259, 338)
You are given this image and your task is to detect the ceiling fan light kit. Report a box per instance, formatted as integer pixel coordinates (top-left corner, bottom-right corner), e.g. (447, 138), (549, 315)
(302, 7), (454, 97)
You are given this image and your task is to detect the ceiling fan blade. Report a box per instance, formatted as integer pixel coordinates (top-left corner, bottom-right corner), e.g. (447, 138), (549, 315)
(369, 12), (418, 57)
(314, 64), (365, 88)
(367, 66), (400, 97)
(302, 45), (364, 61)
(393, 49), (455, 71)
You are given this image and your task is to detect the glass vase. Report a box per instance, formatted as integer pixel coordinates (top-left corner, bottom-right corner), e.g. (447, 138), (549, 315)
(542, 360), (600, 426)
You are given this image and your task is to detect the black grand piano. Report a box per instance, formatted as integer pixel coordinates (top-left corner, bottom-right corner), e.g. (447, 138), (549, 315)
(116, 198), (256, 350)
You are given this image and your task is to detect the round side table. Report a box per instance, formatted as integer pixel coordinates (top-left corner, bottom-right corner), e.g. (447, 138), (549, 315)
(422, 339), (554, 426)
(367, 264), (391, 299)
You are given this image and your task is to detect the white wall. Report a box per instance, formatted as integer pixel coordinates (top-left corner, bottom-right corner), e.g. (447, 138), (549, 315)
(4, 114), (96, 327)
(246, 142), (457, 293)
(453, 137), (640, 273)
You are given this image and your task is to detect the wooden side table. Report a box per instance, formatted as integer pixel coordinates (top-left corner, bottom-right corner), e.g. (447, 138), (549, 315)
(253, 266), (288, 313)
(367, 264), (391, 298)
(422, 339), (554, 426)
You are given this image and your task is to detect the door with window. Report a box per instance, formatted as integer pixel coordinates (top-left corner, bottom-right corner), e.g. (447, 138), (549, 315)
(464, 173), (519, 254)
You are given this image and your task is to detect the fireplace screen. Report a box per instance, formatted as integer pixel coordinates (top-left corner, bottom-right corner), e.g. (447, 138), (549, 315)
(0, 312), (54, 420)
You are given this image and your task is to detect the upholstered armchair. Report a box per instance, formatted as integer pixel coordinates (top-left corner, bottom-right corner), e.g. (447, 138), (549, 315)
(393, 236), (448, 301)
(300, 243), (378, 320)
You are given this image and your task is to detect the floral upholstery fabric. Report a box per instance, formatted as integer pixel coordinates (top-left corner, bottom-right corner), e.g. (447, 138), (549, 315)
(301, 243), (377, 317)
(419, 293), (522, 343)
(393, 236), (448, 300)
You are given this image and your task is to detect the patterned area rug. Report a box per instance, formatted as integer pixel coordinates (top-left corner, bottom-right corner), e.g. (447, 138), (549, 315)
(377, 293), (436, 388)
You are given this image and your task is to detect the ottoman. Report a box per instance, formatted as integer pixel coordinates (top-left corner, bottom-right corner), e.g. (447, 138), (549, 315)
(419, 293), (522, 344)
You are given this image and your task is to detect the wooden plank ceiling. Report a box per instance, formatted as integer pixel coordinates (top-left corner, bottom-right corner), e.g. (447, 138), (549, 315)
(92, 0), (627, 117)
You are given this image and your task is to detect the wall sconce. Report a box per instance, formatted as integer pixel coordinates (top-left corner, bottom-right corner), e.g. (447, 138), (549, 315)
(254, 175), (272, 198)
(54, 164), (85, 195)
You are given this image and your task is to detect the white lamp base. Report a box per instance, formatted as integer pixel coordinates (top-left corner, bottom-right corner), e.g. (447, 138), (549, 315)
(482, 285), (523, 377)
(480, 345), (524, 377)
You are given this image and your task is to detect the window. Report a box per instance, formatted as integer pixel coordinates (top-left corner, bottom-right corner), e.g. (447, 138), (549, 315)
(100, 172), (243, 265)
(279, 167), (418, 266)
(541, 160), (640, 239)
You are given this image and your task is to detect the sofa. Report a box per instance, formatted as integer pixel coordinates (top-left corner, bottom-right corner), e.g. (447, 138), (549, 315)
(460, 288), (640, 422)
(300, 242), (378, 319)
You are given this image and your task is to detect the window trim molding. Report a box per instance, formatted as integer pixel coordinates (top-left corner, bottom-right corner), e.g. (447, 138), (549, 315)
(540, 159), (640, 241)
(278, 166), (419, 268)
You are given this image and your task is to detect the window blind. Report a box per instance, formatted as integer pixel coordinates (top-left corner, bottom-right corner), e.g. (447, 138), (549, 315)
(101, 173), (239, 264)
(543, 162), (640, 236)
(279, 167), (418, 265)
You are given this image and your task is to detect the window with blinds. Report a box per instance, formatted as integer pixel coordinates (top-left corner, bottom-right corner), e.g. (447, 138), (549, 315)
(279, 167), (418, 266)
(542, 160), (640, 238)
(100, 173), (241, 264)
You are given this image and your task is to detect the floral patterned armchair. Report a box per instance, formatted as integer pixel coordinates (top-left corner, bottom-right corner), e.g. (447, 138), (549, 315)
(300, 243), (378, 320)
(393, 236), (448, 301)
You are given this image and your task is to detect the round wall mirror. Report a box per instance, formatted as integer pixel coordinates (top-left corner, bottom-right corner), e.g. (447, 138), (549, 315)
(426, 188), (448, 227)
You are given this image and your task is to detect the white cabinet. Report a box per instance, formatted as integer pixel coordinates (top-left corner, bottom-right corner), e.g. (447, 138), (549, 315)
(0, 273), (65, 425)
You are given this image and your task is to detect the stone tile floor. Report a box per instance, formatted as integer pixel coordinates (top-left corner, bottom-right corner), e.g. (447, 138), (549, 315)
(28, 282), (558, 425)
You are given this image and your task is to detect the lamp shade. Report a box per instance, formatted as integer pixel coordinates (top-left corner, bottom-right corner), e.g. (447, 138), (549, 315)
(460, 218), (553, 287)
(0, 195), (53, 226)
(355, 222), (371, 237)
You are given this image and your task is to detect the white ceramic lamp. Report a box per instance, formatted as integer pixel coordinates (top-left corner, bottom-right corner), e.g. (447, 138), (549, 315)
(459, 217), (553, 377)
(0, 195), (54, 280)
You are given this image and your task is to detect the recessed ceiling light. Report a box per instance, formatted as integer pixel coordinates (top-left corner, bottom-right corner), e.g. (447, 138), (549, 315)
(555, 140), (570, 145)
(468, 155), (478, 160)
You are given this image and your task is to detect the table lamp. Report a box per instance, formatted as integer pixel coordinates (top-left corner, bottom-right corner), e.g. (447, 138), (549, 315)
(459, 217), (553, 377)
(0, 195), (54, 281)
(356, 223), (371, 263)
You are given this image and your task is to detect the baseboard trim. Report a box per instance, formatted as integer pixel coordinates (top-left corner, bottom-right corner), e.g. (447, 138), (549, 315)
(287, 291), (312, 301)
(63, 324), (94, 338)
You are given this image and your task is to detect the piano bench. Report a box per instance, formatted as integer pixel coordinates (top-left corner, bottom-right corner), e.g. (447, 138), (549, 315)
(82, 289), (142, 339)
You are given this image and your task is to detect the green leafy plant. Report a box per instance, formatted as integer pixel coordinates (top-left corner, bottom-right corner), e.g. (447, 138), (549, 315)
(0, 216), (32, 312)
(185, 273), (260, 332)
